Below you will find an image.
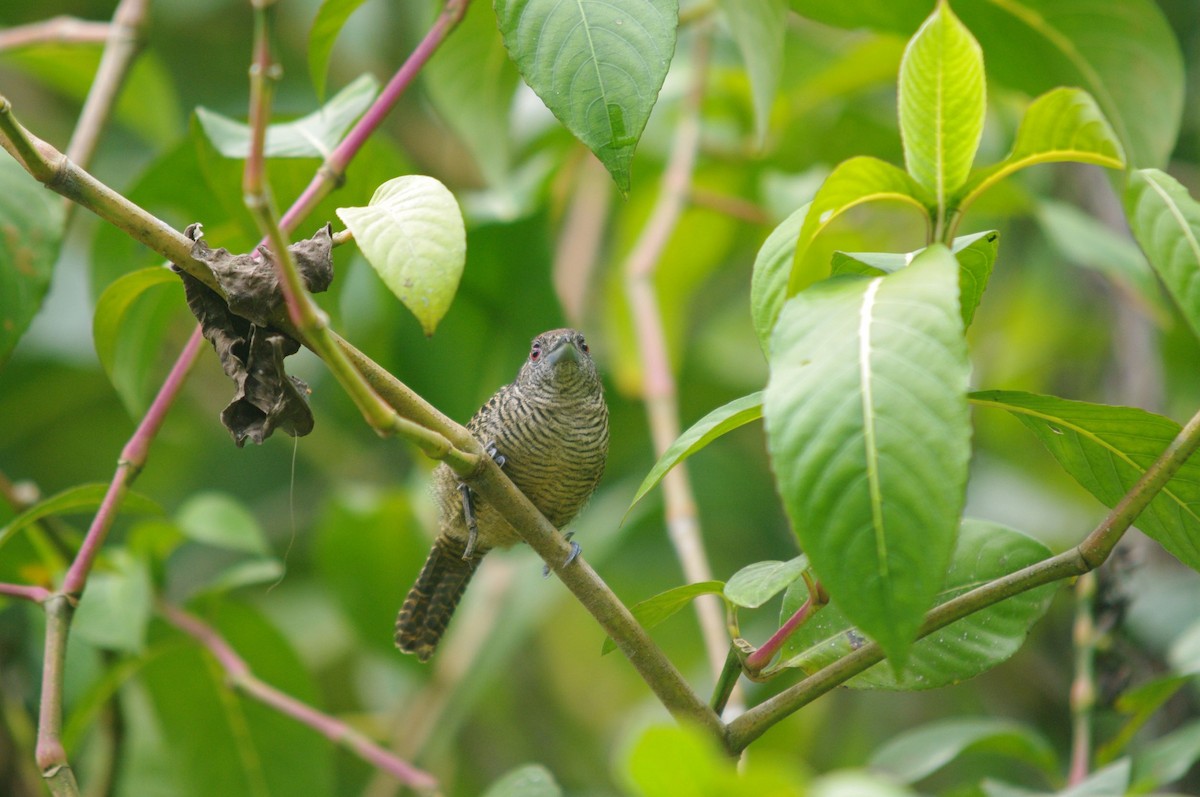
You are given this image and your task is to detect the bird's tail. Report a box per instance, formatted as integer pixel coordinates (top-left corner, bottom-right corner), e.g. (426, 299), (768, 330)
(395, 535), (484, 662)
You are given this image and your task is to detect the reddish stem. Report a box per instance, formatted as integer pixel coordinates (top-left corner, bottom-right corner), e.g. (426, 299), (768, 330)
(0, 582), (52, 603)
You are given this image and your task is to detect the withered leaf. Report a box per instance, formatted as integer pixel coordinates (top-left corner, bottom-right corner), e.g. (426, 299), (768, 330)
(172, 224), (334, 446)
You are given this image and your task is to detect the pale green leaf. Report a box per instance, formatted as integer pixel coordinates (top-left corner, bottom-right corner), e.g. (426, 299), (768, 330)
(870, 718), (1058, 784)
(809, 772), (919, 797)
(175, 492), (269, 556)
(482, 764), (562, 797)
(765, 245), (970, 665)
(93, 267), (185, 416)
(1125, 169), (1200, 341)
(601, 581), (725, 655)
(724, 557), (806, 609)
(791, 157), (930, 294)
(0, 156), (64, 364)
(1131, 720), (1200, 792)
(971, 391), (1200, 572)
(308, 0), (369, 99)
(717, 0), (787, 144)
(751, 205), (807, 352)
(773, 520), (1057, 688)
(336, 175), (466, 335)
(959, 88), (1124, 213)
(832, 229), (998, 328)
(196, 73), (379, 159)
(0, 484), (162, 554)
(898, 2), (985, 224)
(494, 0), (678, 194)
(627, 392), (763, 517)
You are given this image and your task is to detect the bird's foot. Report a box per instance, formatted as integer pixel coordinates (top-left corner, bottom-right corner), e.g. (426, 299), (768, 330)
(484, 441), (506, 469)
(542, 532), (581, 577)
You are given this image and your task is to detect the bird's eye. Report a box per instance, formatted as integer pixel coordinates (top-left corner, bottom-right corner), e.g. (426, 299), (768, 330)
(579, 338), (589, 354)
(530, 343), (541, 361)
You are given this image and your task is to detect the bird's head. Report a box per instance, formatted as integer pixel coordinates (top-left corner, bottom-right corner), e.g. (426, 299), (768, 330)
(516, 328), (601, 395)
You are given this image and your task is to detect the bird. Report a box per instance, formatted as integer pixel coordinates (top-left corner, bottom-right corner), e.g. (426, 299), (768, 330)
(395, 328), (609, 661)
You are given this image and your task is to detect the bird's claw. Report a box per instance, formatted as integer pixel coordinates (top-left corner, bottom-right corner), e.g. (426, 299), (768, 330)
(484, 441), (506, 469)
(542, 532), (581, 577)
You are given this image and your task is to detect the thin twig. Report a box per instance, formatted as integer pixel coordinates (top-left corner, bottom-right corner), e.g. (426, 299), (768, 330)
(0, 582), (52, 603)
(158, 601), (437, 790)
(621, 23), (731, 695)
(0, 17), (111, 50)
(1068, 572), (1098, 786)
(744, 577), (827, 674)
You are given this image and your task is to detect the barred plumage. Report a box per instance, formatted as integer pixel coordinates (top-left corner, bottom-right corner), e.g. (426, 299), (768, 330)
(395, 329), (609, 661)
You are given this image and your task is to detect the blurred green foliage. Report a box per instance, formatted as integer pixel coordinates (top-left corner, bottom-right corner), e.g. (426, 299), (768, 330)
(1, 0), (1200, 795)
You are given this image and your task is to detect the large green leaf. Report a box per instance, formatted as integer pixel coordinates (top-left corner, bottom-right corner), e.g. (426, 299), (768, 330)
(717, 0), (787, 144)
(1125, 169), (1200, 341)
(139, 603), (334, 797)
(73, 549), (153, 654)
(1130, 719), (1200, 793)
(425, 0), (521, 185)
(0, 156), (64, 364)
(971, 390), (1200, 572)
(175, 493), (269, 556)
(601, 581), (725, 655)
(627, 391), (763, 516)
(494, 0), (678, 194)
(898, 1), (985, 230)
(93, 267), (186, 417)
(790, 0), (1183, 169)
(765, 245), (970, 665)
(959, 88), (1124, 213)
(336, 175), (467, 335)
(195, 73), (379, 159)
(773, 520), (1057, 687)
(831, 229), (999, 328)
(751, 205), (807, 352)
(870, 718), (1058, 785)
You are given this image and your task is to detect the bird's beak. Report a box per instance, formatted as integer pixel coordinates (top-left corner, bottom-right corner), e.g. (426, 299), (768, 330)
(546, 337), (579, 367)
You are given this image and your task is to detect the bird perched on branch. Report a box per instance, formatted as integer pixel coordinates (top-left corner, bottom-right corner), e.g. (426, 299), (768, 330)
(395, 329), (609, 661)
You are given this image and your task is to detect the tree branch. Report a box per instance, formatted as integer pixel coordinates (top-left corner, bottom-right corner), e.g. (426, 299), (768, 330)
(0, 17), (111, 51)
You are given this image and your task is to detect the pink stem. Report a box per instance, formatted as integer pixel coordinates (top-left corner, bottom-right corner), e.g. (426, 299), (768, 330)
(0, 582), (52, 603)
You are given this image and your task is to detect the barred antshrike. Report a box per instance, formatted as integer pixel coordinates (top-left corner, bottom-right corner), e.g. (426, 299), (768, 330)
(395, 329), (609, 661)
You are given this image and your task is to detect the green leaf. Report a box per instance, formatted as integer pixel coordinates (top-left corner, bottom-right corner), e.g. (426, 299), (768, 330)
(832, 230), (999, 328)
(773, 520), (1057, 688)
(1036, 199), (1166, 324)
(92, 267), (185, 416)
(898, 1), (985, 228)
(791, 157), (930, 294)
(198, 559), (285, 596)
(751, 205), (807, 352)
(765, 245), (970, 666)
(1098, 675), (1190, 765)
(482, 764), (562, 797)
(307, 0), (369, 99)
(0, 483), (161, 553)
(810, 772), (919, 797)
(971, 390), (1200, 572)
(1125, 169), (1200, 341)
(196, 73), (379, 158)
(175, 493), (269, 556)
(870, 718), (1058, 785)
(140, 602), (334, 796)
(627, 391), (764, 517)
(601, 581), (725, 655)
(425, 0), (521, 185)
(717, 0), (787, 144)
(724, 557), (806, 609)
(959, 88), (1125, 213)
(790, 0), (1183, 169)
(336, 175), (466, 335)
(73, 549), (153, 653)
(494, 0), (678, 194)
(1131, 719), (1200, 793)
(0, 156), (65, 364)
